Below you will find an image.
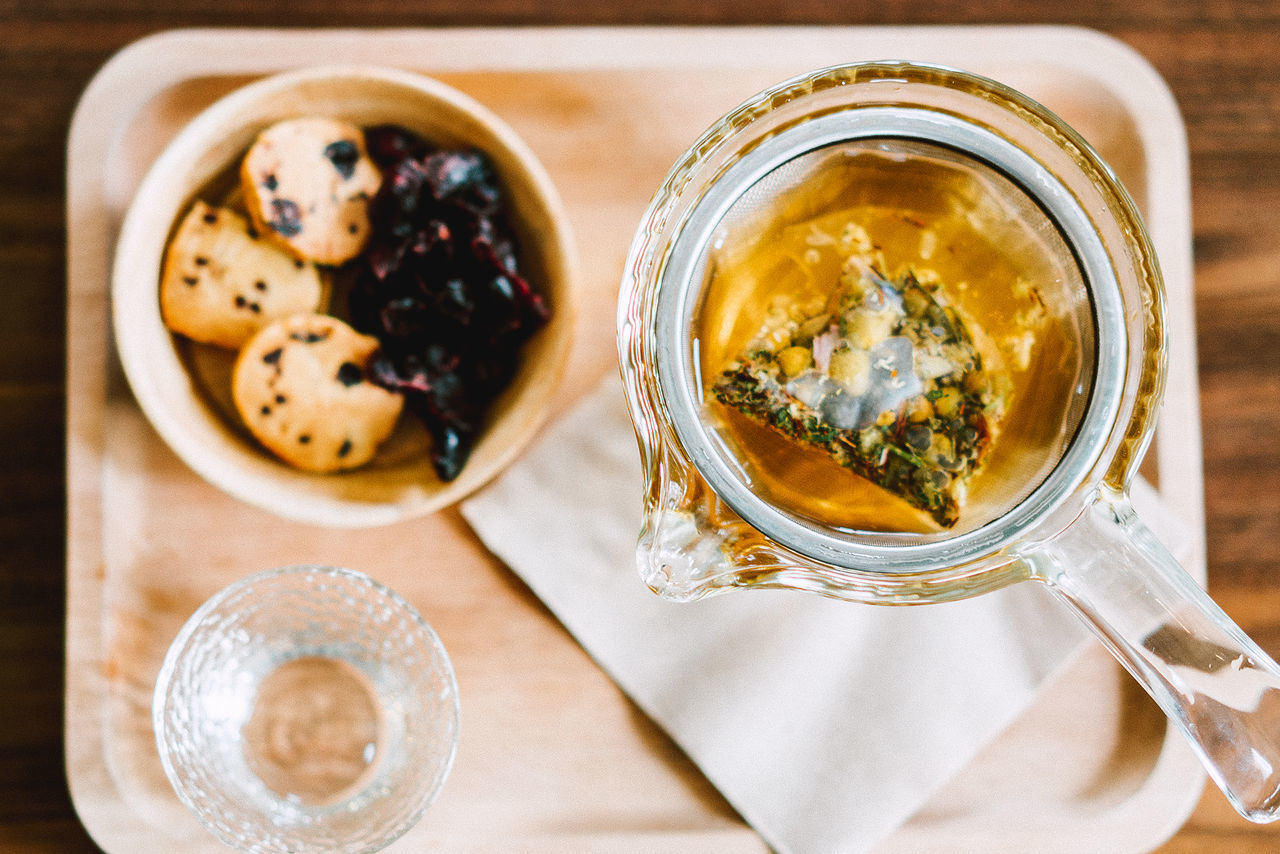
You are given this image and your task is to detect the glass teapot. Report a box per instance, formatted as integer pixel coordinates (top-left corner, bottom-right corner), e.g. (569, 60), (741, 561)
(618, 61), (1280, 822)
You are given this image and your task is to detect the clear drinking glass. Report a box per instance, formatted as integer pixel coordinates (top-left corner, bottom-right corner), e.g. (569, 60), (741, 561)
(153, 565), (460, 853)
(618, 61), (1280, 821)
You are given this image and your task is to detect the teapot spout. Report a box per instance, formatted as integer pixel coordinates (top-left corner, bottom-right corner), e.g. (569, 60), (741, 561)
(637, 509), (735, 602)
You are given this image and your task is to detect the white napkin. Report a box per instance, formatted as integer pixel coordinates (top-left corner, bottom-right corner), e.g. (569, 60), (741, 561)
(460, 373), (1193, 854)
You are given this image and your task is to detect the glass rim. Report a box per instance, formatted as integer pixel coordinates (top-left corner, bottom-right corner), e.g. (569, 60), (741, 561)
(152, 563), (461, 850)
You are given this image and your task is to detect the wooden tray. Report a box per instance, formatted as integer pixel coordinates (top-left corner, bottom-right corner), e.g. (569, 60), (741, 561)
(66, 26), (1205, 852)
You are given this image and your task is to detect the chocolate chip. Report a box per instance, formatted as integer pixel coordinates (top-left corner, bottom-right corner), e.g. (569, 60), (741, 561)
(182, 276), (198, 286)
(202, 211), (217, 225)
(275, 394), (286, 404)
(337, 439), (353, 458)
(249, 302), (261, 314)
(268, 199), (303, 237)
(323, 139), (359, 179)
(289, 330), (329, 344)
(347, 223), (359, 235)
(262, 347), (282, 365)
(260, 405), (271, 416)
(294, 259), (304, 269)
(234, 295), (247, 308)
(264, 174), (278, 191)
(195, 256), (208, 266)
(336, 361), (362, 387)
(298, 434), (311, 444)
(254, 280), (267, 291)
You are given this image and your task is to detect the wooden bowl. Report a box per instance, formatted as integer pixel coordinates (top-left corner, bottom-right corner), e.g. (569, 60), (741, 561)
(112, 66), (577, 527)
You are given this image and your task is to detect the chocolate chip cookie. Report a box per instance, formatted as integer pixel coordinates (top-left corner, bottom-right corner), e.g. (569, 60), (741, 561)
(241, 117), (382, 266)
(159, 201), (323, 349)
(233, 314), (403, 473)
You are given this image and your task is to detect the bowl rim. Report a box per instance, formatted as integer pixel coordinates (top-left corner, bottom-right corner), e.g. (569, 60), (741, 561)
(112, 64), (577, 527)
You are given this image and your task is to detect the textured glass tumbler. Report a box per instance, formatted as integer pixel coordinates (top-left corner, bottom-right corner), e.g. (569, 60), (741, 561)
(153, 566), (460, 854)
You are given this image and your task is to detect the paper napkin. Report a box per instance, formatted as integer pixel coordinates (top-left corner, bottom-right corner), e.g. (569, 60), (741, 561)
(460, 373), (1193, 854)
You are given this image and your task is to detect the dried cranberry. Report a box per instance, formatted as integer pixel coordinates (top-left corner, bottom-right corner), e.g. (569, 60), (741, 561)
(427, 425), (467, 481)
(421, 150), (490, 203)
(364, 125), (429, 169)
(349, 126), (550, 482)
(378, 296), (429, 338)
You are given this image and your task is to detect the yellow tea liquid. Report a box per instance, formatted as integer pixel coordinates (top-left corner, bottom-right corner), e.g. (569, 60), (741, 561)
(693, 143), (1091, 534)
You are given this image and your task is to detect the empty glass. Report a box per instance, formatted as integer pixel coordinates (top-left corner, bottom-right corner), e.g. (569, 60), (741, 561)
(153, 565), (460, 853)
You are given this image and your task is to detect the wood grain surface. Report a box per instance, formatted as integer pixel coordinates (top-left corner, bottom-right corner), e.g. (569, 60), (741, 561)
(6, 3), (1280, 852)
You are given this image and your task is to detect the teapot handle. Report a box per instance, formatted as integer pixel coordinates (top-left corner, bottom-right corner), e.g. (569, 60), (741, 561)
(1025, 487), (1280, 821)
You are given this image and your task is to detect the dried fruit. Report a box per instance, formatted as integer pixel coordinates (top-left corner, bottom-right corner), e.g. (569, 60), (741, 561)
(349, 125), (550, 481)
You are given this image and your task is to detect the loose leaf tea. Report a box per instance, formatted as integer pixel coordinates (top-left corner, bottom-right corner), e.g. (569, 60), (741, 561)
(712, 258), (999, 527)
(350, 125), (550, 481)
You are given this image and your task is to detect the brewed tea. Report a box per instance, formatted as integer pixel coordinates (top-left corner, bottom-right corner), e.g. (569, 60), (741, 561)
(693, 141), (1090, 534)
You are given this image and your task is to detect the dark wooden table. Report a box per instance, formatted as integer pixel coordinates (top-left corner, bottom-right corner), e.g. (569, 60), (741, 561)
(5, 2), (1280, 851)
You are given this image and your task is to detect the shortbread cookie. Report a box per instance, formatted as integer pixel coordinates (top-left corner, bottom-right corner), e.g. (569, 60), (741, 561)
(233, 314), (403, 473)
(159, 201), (324, 349)
(241, 117), (383, 266)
